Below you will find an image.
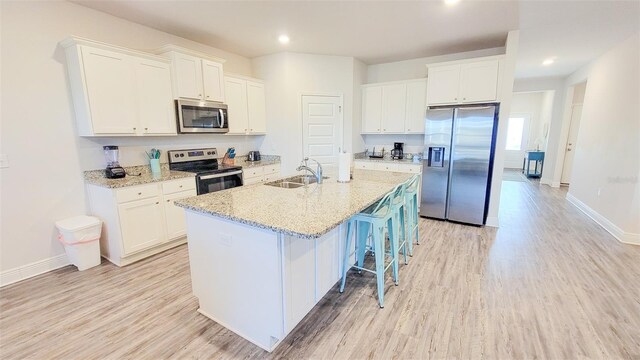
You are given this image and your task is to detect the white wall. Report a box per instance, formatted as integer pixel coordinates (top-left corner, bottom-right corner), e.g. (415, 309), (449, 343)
(367, 47), (505, 83)
(0, 1), (258, 277)
(253, 52), (358, 175)
(565, 33), (640, 243)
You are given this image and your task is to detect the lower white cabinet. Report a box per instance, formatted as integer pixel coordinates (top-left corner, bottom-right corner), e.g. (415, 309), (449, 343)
(118, 197), (165, 255)
(243, 163), (281, 185)
(87, 177), (196, 266)
(355, 161), (422, 208)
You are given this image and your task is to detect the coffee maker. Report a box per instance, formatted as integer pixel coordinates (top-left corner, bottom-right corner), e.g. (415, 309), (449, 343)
(391, 142), (404, 160)
(104, 145), (126, 179)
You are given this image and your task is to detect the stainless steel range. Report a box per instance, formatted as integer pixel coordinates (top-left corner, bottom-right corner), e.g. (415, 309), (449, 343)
(168, 148), (243, 195)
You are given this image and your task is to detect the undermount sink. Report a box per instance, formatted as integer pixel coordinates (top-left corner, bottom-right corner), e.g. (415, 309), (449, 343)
(265, 175), (322, 189)
(267, 181), (305, 189)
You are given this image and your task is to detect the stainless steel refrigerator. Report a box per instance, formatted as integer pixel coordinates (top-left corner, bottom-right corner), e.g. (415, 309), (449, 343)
(420, 104), (499, 225)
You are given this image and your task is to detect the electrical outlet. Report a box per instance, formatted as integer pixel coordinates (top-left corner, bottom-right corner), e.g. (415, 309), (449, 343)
(220, 233), (232, 247)
(0, 154), (9, 169)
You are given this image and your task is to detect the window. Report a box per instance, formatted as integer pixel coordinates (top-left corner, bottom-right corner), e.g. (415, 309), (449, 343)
(506, 117), (525, 150)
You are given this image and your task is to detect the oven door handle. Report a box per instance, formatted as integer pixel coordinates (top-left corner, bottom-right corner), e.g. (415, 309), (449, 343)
(219, 109), (226, 129)
(199, 170), (243, 180)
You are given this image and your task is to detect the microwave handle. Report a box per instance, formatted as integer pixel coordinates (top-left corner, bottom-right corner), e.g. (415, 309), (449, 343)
(219, 109), (225, 129)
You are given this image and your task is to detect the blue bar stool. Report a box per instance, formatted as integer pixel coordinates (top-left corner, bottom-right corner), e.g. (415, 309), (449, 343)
(403, 175), (421, 256)
(339, 185), (402, 308)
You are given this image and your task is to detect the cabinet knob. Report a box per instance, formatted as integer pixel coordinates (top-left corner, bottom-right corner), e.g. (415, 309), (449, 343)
(156, 201), (159, 205)
(166, 199), (170, 202)
(138, 192), (142, 195)
(377, 129), (380, 131)
(383, 129), (386, 131)
(454, 98), (458, 100)
(179, 185), (183, 188)
(250, 129), (253, 131)
(407, 128), (411, 131)
(133, 127), (137, 130)
(463, 97), (466, 100)
(206, 95), (210, 98)
(199, 94), (202, 97)
(144, 127), (148, 131)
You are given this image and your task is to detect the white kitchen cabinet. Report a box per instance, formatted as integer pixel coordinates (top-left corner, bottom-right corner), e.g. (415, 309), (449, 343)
(118, 197), (165, 256)
(225, 77), (248, 134)
(202, 59), (225, 102)
(362, 86), (383, 133)
(86, 177), (197, 266)
(134, 59), (176, 135)
(225, 74), (267, 135)
(381, 83), (407, 133)
(361, 79), (426, 135)
(73, 46), (138, 135)
(242, 163), (281, 185)
(426, 57), (501, 105)
(157, 46), (226, 102)
(459, 60), (500, 103)
(247, 81), (267, 133)
(163, 190), (194, 241)
(405, 79), (427, 133)
(61, 37), (176, 136)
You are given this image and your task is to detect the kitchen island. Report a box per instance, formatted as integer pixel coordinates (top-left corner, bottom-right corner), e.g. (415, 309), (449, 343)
(174, 169), (414, 352)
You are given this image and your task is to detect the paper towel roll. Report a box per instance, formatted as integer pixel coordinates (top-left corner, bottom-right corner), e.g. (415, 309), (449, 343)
(338, 152), (352, 182)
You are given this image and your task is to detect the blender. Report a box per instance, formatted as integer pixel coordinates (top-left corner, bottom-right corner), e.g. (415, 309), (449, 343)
(104, 145), (126, 179)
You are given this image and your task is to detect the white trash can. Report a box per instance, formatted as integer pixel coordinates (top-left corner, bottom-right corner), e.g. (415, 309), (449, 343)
(55, 216), (102, 271)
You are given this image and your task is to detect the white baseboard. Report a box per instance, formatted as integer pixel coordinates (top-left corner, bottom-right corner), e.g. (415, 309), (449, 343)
(485, 216), (499, 228)
(0, 254), (70, 287)
(566, 193), (640, 246)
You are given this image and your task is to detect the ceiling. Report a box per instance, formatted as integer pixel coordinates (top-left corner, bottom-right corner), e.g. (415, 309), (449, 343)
(73, 0), (639, 79)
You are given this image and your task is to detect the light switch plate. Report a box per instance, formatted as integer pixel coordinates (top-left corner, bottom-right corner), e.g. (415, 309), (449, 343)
(0, 154), (8, 169)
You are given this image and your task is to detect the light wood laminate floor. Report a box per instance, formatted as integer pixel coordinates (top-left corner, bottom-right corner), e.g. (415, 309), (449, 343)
(1, 179), (639, 359)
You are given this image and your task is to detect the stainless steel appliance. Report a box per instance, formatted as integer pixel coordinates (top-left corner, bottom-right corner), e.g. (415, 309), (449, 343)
(103, 145), (125, 179)
(168, 148), (243, 195)
(176, 99), (228, 133)
(247, 151), (261, 162)
(420, 104), (499, 225)
(391, 142), (404, 160)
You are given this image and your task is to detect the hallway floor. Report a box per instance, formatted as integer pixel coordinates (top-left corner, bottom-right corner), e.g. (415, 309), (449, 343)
(1, 179), (639, 359)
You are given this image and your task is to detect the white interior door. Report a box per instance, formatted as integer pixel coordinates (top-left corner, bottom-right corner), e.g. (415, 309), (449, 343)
(302, 95), (343, 172)
(561, 104), (583, 184)
(503, 113), (531, 169)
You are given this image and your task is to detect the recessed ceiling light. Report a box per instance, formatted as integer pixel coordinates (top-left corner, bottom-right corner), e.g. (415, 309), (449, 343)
(278, 35), (290, 45)
(542, 57), (556, 66)
(444, 0), (460, 5)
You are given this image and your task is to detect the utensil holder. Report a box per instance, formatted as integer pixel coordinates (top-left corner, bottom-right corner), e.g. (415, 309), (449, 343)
(149, 159), (161, 174)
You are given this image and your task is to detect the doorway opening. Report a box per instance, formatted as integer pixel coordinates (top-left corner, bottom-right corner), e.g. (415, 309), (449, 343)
(560, 81), (587, 186)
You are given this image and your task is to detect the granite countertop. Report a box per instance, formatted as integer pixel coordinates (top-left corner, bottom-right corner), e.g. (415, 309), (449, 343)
(354, 152), (422, 165)
(234, 155), (281, 169)
(174, 169), (414, 239)
(84, 165), (195, 189)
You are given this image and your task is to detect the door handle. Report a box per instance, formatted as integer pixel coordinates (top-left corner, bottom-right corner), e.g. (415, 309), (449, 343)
(219, 109), (226, 128)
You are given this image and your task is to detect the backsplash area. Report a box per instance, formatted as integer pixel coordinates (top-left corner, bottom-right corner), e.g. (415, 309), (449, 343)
(361, 134), (424, 156)
(77, 134), (266, 171)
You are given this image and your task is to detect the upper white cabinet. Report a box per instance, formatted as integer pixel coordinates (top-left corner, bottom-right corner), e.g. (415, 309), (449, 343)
(157, 46), (226, 102)
(224, 74), (266, 135)
(61, 37), (176, 137)
(361, 79), (427, 134)
(426, 57), (501, 105)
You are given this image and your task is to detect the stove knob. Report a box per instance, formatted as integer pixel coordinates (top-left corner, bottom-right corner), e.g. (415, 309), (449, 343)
(174, 154), (179, 158)
(180, 154), (184, 157)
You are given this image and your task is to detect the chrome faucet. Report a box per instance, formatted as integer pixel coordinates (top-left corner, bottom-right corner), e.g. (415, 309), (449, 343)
(296, 157), (323, 184)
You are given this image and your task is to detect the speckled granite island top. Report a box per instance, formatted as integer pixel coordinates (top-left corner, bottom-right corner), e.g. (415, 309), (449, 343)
(174, 169), (414, 239)
(84, 165), (195, 189)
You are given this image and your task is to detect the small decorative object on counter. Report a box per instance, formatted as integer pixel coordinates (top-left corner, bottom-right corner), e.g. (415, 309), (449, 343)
(369, 146), (385, 159)
(222, 147), (236, 166)
(147, 148), (161, 174)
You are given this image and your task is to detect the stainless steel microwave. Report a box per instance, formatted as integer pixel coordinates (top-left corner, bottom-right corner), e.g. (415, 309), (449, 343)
(176, 99), (228, 133)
